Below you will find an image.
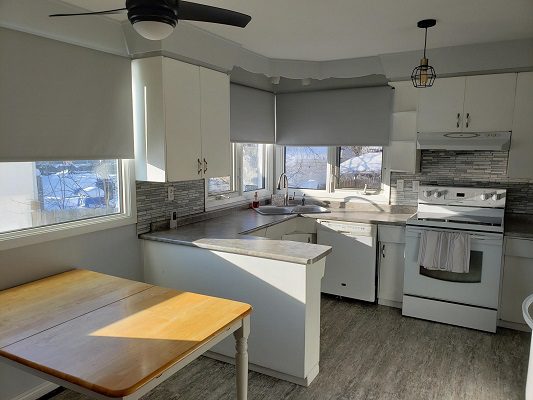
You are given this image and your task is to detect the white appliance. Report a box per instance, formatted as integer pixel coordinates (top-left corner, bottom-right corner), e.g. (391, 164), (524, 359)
(403, 186), (506, 333)
(523, 294), (533, 400)
(317, 220), (377, 301)
(417, 131), (511, 151)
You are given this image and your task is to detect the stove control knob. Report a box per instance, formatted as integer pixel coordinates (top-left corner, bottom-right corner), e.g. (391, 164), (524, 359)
(492, 193), (501, 201)
(480, 193), (491, 201)
(423, 190), (432, 198)
(433, 191), (442, 199)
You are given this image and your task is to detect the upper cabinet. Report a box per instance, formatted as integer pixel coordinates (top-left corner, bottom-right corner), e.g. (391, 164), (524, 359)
(133, 56), (231, 182)
(417, 77), (466, 133)
(417, 74), (517, 133)
(507, 72), (533, 179)
(462, 74), (517, 132)
(199, 68), (231, 179)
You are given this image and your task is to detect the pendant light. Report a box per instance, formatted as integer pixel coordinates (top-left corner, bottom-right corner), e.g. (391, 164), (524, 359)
(411, 19), (437, 88)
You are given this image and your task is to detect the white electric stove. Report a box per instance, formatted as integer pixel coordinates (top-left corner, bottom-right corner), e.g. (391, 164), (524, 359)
(403, 186), (507, 332)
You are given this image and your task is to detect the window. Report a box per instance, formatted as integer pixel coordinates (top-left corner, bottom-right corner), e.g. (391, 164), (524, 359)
(242, 143), (266, 192)
(337, 146), (383, 190)
(285, 146), (328, 190)
(0, 160), (121, 234)
(207, 176), (232, 194)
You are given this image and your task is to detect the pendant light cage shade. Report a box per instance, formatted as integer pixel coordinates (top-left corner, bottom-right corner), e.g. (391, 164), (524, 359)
(411, 59), (436, 88)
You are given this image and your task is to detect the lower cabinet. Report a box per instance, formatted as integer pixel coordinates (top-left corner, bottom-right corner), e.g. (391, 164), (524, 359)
(500, 237), (533, 327)
(378, 225), (406, 308)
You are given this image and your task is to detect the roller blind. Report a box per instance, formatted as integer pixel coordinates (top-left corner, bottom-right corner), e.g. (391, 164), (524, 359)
(276, 86), (392, 146)
(230, 84), (275, 143)
(0, 28), (134, 161)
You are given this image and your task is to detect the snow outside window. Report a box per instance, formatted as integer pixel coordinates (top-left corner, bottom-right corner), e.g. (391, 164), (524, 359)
(337, 146), (383, 190)
(285, 146), (328, 190)
(0, 160), (121, 234)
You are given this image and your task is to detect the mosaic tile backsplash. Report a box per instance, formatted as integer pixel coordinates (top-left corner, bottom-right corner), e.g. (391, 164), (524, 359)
(136, 180), (205, 234)
(390, 150), (533, 214)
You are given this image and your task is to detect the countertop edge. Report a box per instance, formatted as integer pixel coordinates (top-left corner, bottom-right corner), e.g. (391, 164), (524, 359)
(140, 234), (333, 265)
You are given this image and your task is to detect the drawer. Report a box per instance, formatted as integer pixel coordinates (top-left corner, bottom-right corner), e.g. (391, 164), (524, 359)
(378, 225), (406, 244)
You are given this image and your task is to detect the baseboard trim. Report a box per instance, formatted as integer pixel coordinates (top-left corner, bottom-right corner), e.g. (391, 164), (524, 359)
(378, 298), (402, 309)
(10, 382), (58, 400)
(204, 351), (316, 387)
(498, 319), (532, 332)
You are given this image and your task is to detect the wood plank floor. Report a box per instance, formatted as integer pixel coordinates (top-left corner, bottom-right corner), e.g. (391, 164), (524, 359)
(46, 295), (531, 400)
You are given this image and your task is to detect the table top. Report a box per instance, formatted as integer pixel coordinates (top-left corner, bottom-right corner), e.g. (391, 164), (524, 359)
(0, 269), (252, 397)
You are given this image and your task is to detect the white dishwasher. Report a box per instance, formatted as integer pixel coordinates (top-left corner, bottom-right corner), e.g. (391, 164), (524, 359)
(317, 220), (377, 302)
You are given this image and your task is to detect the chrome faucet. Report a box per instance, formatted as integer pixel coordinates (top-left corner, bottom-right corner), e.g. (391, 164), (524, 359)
(276, 173), (290, 206)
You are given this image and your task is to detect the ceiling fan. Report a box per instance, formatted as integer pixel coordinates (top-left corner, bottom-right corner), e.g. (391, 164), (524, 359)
(49, 0), (252, 41)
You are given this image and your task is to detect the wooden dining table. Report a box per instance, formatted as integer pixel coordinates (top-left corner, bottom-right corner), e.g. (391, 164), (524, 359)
(0, 269), (252, 400)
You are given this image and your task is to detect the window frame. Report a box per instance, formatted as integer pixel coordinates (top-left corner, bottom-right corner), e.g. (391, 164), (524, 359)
(0, 159), (137, 251)
(206, 143), (274, 211)
(275, 145), (391, 204)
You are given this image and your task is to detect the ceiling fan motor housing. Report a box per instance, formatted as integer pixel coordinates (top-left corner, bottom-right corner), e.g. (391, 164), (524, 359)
(126, 0), (178, 27)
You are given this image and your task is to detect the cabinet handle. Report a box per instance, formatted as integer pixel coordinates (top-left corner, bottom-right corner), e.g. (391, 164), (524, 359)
(197, 158), (202, 175)
(456, 113), (461, 128)
(203, 158), (208, 174)
(466, 113), (470, 128)
(381, 244), (386, 259)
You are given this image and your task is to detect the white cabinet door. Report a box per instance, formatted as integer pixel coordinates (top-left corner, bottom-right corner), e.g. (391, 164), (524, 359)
(377, 225), (406, 307)
(200, 67), (231, 179)
(463, 73), (516, 132)
(163, 58), (202, 182)
(378, 242), (405, 305)
(500, 238), (533, 325)
(508, 72), (533, 179)
(417, 77), (466, 133)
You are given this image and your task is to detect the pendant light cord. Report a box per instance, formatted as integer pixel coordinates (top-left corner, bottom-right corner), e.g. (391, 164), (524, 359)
(423, 28), (428, 58)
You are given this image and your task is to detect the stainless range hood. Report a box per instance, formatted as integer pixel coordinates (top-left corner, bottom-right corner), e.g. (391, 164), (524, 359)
(417, 132), (511, 151)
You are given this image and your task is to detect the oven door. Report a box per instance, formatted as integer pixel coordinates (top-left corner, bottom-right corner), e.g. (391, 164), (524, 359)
(403, 226), (503, 309)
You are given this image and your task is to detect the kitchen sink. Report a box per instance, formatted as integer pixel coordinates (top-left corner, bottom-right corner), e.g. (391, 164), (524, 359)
(255, 205), (330, 215)
(291, 205), (330, 214)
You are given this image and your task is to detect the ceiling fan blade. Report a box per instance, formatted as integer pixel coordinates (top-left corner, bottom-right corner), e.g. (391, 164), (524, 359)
(177, 1), (251, 28)
(49, 8), (127, 17)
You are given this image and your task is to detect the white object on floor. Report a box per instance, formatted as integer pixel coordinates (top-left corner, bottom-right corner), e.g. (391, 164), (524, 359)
(418, 230), (470, 273)
(523, 294), (533, 400)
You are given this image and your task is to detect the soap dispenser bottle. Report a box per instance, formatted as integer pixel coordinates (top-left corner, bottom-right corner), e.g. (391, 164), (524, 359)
(252, 192), (260, 209)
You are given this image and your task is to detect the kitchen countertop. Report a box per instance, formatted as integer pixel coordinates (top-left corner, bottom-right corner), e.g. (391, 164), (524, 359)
(505, 214), (533, 239)
(309, 209), (414, 225)
(140, 208), (415, 264)
(141, 210), (331, 265)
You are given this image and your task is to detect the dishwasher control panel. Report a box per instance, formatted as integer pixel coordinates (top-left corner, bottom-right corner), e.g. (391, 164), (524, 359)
(317, 220), (376, 236)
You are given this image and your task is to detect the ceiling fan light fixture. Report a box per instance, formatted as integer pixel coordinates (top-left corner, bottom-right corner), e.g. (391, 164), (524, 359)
(132, 20), (175, 40)
(411, 19), (437, 88)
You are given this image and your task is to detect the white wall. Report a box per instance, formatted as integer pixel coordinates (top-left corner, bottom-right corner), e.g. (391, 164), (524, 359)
(0, 224), (143, 400)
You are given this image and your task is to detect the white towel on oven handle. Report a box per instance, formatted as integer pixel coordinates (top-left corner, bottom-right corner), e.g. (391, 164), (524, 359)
(418, 230), (471, 273)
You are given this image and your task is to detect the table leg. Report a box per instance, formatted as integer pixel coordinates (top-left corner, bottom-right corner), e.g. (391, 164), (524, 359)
(234, 315), (250, 400)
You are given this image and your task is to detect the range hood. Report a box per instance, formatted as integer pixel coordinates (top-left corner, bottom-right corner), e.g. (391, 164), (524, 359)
(417, 132), (511, 151)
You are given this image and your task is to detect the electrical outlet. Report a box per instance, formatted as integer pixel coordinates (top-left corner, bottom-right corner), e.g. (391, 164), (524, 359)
(412, 180), (420, 192)
(397, 179), (404, 192)
(167, 187), (175, 201)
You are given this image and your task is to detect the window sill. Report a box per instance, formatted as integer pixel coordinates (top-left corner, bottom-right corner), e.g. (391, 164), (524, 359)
(206, 195), (248, 211)
(282, 189), (390, 205)
(0, 213), (137, 252)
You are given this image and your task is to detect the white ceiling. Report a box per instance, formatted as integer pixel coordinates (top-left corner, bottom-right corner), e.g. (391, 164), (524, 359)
(61, 0), (533, 61)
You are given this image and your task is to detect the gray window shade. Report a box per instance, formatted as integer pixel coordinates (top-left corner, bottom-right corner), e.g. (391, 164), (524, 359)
(230, 84), (275, 143)
(276, 86), (392, 146)
(0, 28), (133, 161)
